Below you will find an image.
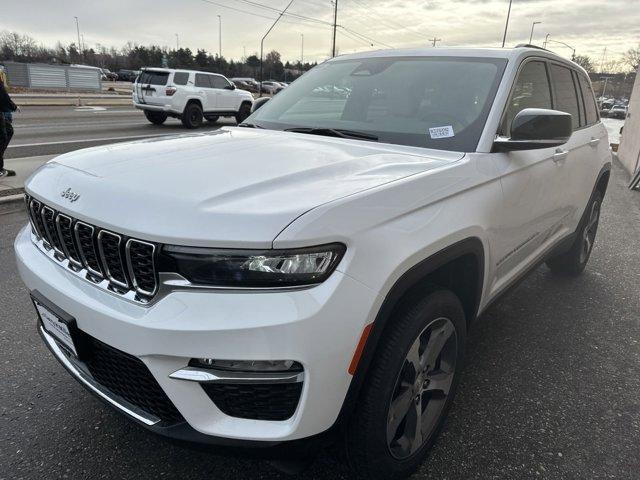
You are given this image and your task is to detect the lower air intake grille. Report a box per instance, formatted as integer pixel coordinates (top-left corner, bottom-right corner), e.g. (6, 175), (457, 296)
(83, 336), (184, 425)
(200, 382), (303, 421)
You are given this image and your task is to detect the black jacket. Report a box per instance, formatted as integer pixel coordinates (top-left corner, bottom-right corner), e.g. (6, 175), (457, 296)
(0, 83), (17, 113)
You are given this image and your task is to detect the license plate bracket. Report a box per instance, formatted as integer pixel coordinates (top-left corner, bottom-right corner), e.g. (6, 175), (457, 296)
(31, 291), (87, 359)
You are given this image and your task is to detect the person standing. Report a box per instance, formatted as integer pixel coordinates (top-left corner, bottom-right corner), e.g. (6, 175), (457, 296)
(0, 77), (18, 178)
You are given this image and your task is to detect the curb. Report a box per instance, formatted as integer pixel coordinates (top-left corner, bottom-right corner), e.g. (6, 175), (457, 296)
(0, 192), (24, 204)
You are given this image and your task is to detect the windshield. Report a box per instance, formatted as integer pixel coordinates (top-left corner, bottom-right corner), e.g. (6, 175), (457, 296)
(249, 56), (507, 152)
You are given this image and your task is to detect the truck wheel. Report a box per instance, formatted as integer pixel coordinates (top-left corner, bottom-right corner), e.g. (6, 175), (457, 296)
(205, 115), (219, 123)
(144, 111), (168, 125)
(235, 103), (252, 124)
(345, 289), (466, 480)
(546, 190), (602, 276)
(181, 103), (203, 129)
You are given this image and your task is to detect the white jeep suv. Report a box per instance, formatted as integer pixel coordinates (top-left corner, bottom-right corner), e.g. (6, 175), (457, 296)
(16, 47), (610, 479)
(133, 68), (254, 128)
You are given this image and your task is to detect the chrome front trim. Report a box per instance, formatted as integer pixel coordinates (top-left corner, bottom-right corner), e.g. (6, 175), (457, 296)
(97, 230), (129, 290)
(39, 326), (161, 426)
(55, 214), (83, 270)
(169, 366), (305, 385)
(73, 221), (104, 279)
(125, 239), (158, 297)
(41, 206), (65, 258)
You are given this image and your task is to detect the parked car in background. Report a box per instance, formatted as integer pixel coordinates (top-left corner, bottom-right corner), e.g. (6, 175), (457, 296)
(100, 68), (118, 81)
(133, 68), (253, 128)
(608, 105), (628, 119)
(17, 47), (610, 479)
(231, 77), (259, 91)
(260, 80), (284, 94)
(231, 79), (257, 93)
(117, 69), (139, 82)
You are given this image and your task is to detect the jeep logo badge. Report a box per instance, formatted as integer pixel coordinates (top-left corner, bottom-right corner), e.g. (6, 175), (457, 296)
(60, 188), (80, 203)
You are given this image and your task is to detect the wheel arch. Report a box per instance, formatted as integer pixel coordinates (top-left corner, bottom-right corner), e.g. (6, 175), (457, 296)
(335, 237), (485, 428)
(184, 97), (203, 111)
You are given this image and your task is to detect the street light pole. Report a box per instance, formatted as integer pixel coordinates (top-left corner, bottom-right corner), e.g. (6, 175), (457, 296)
(501, 0), (513, 48)
(529, 21), (541, 44)
(260, 0), (295, 96)
(175, 33), (179, 50)
(217, 15), (222, 59)
(543, 33), (550, 49)
(74, 16), (82, 57)
(301, 33), (304, 66)
(331, 0), (339, 57)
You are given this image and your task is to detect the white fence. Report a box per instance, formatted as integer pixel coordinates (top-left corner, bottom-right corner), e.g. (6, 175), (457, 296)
(4, 61), (102, 92)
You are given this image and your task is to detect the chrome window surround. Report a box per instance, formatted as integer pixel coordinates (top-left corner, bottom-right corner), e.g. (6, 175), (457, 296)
(97, 230), (129, 290)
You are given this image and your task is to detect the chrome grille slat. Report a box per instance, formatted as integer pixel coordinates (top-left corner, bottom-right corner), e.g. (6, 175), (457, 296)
(56, 214), (82, 269)
(41, 206), (64, 256)
(74, 221), (104, 278)
(25, 196), (159, 303)
(97, 230), (129, 290)
(125, 239), (158, 297)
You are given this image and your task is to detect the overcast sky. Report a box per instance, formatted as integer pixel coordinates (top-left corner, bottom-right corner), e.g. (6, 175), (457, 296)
(3, 0), (640, 65)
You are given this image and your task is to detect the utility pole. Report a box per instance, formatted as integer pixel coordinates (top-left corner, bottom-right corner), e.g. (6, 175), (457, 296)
(260, 0), (295, 96)
(529, 21), (541, 44)
(218, 15), (222, 58)
(74, 16), (82, 59)
(501, 0), (512, 48)
(175, 33), (179, 50)
(81, 34), (85, 52)
(429, 37), (441, 47)
(331, 0), (338, 57)
(301, 33), (304, 65)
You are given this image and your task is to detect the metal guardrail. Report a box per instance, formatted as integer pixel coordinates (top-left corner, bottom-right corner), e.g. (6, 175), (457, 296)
(4, 61), (102, 92)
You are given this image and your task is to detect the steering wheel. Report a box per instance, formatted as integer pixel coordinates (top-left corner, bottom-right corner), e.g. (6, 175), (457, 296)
(420, 112), (466, 133)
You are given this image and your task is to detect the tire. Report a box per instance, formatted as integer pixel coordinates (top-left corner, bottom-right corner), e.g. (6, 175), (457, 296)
(235, 103), (252, 124)
(546, 190), (602, 276)
(144, 110), (168, 125)
(205, 115), (219, 123)
(181, 102), (203, 129)
(346, 289), (466, 480)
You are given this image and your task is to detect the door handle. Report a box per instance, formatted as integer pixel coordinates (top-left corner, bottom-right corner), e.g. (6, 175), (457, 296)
(552, 149), (569, 163)
(589, 137), (601, 147)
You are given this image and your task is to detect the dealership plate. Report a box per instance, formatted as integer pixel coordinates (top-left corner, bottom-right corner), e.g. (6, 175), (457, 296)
(34, 299), (78, 356)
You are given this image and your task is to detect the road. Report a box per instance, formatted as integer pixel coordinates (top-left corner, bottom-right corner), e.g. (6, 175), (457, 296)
(1, 157), (640, 478)
(6, 105), (230, 159)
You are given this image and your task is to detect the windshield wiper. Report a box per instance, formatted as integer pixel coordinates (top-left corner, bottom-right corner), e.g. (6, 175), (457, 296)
(238, 122), (264, 128)
(284, 127), (378, 142)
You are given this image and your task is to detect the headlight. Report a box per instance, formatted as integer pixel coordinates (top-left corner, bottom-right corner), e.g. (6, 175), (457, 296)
(159, 243), (346, 288)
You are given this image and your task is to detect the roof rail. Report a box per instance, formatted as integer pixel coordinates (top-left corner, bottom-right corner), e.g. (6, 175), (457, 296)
(515, 43), (551, 52)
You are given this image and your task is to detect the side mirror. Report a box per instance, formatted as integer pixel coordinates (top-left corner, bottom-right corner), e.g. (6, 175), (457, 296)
(493, 108), (572, 152)
(251, 97), (270, 113)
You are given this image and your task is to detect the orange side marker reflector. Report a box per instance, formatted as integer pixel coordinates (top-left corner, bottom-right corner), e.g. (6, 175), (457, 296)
(348, 323), (374, 375)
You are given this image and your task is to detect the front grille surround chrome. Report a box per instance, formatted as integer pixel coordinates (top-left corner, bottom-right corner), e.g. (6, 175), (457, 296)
(125, 239), (158, 297)
(97, 230), (129, 290)
(25, 195), (159, 304)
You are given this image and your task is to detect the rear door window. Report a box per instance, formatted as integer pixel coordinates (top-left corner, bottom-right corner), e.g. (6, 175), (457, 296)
(501, 60), (552, 136)
(195, 73), (212, 88)
(550, 64), (581, 130)
(173, 72), (189, 86)
(578, 73), (599, 125)
(138, 71), (169, 86)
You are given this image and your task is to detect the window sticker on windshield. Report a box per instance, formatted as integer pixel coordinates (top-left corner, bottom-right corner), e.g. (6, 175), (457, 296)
(429, 126), (455, 139)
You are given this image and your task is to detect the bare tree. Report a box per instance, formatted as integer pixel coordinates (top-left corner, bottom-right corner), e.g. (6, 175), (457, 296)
(623, 45), (640, 71)
(573, 55), (595, 73)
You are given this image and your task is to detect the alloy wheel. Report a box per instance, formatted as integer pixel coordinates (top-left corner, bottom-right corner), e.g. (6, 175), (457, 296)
(386, 317), (458, 460)
(580, 200), (600, 264)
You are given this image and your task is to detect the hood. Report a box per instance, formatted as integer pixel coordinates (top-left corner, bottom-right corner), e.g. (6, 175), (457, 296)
(26, 128), (462, 248)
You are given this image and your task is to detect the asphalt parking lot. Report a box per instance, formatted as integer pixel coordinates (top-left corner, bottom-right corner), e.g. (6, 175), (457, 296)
(1, 137), (639, 479)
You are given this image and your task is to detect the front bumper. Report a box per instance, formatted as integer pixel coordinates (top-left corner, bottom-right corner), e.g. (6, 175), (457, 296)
(15, 225), (378, 443)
